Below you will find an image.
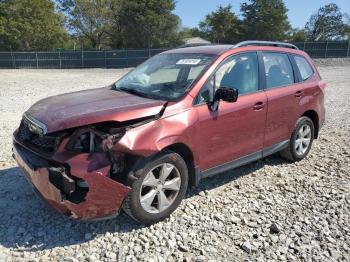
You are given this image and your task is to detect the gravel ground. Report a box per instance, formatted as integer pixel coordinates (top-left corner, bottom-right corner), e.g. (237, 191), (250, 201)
(314, 58), (350, 67)
(0, 62), (349, 261)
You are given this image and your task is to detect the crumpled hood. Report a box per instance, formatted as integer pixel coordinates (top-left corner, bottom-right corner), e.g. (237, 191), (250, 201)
(25, 87), (166, 133)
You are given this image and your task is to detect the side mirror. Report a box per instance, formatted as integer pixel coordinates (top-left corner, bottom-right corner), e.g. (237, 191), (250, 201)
(215, 87), (238, 103)
(208, 87), (238, 111)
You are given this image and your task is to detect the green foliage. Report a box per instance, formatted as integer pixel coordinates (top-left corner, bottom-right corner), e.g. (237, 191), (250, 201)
(305, 3), (347, 41)
(57, 0), (114, 49)
(110, 0), (180, 48)
(288, 28), (307, 42)
(198, 5), (242, 44)
(178, 27), (202, 40)
(57, 0), (180, 49)
(240, 0), (290, 41)
(0, 0), (68, 51)
(1, 0), (349, 52)
(345, 14), (350, 40)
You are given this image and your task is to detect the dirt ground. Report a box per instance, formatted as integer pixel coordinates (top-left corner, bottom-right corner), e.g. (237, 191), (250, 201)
(0, 62), (349, 261)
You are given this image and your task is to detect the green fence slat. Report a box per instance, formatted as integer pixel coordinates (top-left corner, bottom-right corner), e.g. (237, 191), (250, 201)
(0, 44), (346, 69)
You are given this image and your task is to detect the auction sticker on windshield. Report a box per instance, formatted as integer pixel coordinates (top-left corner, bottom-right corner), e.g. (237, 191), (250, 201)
(176, 59), (201, 65)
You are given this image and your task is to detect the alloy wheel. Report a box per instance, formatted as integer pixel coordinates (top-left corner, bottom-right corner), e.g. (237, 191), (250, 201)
(140, 163), (181, 214)
(295, 124), (312, 156)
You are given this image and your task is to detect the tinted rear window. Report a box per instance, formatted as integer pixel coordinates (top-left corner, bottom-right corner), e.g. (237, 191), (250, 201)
(294, 55), (314, 81)
(262, 52), (294, 89)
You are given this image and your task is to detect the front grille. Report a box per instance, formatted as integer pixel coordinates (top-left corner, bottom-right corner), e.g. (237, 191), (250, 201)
(31, 136), (59, 150)
(16, 121), (60, 153)
(17, 121), (32, 141)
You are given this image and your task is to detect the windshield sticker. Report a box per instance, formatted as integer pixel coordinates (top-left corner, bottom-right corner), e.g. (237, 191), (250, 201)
(176, 59), (201, 65)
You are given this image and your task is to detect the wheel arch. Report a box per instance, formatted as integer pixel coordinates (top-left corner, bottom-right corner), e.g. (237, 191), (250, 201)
(301, 110), (319, 138)
(162, 143), (197, 188)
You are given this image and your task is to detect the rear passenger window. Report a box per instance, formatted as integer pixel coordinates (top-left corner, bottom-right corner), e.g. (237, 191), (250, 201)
(294, 55), (314, 81)
(262, 52), (294, 89)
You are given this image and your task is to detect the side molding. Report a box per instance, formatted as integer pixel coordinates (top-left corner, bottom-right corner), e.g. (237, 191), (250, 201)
(262, 140), (289, 157)
(199, 140), (289, 180)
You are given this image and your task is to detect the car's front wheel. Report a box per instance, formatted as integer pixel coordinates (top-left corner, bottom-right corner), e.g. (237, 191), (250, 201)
(123, 151), (188, 224)
(280, 116), (315, 162)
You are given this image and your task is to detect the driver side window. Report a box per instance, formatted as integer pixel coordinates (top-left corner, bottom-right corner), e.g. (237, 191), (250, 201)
(196, 52), (259, 104)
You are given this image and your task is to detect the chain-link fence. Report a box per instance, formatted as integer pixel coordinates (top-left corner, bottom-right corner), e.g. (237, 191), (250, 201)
(293, 41), (350, 58)
(0, 48), (167, 69)
(0, 41), (349, 69)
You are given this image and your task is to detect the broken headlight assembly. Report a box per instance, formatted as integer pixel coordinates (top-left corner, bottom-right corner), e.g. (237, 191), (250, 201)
(66, 126), (126, 153)
(65, 126), (128, 183)
(65, 115), (163, 154)
(69, 130), (103, 153)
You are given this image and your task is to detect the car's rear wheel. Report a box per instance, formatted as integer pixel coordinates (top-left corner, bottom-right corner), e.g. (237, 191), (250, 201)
(280, 116), (315, 162)
(122, 151), (188, 224)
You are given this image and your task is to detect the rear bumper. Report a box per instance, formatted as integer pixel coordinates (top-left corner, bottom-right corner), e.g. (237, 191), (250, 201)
(12, 142), (130, 220)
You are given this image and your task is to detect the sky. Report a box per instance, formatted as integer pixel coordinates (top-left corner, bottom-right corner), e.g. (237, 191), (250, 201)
(174, 0), (350, 29)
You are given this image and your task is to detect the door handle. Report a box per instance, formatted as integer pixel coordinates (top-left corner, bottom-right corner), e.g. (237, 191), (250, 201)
(295, 90), (303, 97)
(253, 101), (265, 110)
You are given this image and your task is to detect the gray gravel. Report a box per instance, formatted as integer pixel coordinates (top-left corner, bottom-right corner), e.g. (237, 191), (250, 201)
(314, 58), (350, 67)
(0, 62), (349, 261)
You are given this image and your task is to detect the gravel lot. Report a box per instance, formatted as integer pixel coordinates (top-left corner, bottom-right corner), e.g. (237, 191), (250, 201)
(0, 62), (349, 261)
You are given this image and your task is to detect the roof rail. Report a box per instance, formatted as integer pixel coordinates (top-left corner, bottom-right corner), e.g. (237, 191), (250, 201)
(233, 41), (299, 50)
(178, 43), (213, 48)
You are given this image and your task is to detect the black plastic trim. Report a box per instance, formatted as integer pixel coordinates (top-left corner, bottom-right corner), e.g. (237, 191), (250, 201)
(199, 140), (289, 179)
(262, 140), (289, 157)
(290, 54), (316, 83)
(288, 53), (302, 83)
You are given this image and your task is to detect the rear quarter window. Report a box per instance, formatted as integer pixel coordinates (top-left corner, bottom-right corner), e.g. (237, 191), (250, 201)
(294, 55), (314, 81)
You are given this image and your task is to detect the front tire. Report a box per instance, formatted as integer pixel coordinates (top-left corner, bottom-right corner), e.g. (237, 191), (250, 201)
(280, 116), (315, 162)
(122, 151), (188, 224)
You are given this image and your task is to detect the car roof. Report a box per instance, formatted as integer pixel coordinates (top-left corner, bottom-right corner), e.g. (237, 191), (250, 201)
(162, 45), (234, 56)
(162, 41), (302, 56)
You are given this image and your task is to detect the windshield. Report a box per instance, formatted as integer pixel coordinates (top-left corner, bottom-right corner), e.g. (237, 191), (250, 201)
(114, 53), (216, 100)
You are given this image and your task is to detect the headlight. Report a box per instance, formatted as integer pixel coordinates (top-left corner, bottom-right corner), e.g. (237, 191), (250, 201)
(66, 127), (126, 153)
(67, 130), (102, 153)
(23, 113), (48, 136)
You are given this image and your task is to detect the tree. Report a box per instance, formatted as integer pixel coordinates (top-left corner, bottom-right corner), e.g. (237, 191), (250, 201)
(57, 0), (180, 49)
(345, 14), (350, 40)
(198, 5), (242, 44)
(288, 28), (307, 42)
(0, 0), (68, 51)
(240, 0), (290, 41)
(57, 0), (114, 49)
(110, 0), (180, 48)
(305, 3), (347, 41)
(178, 27), (202, 40)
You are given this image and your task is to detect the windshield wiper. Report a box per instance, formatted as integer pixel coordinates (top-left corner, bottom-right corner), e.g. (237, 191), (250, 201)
(118, 86), (151, 99)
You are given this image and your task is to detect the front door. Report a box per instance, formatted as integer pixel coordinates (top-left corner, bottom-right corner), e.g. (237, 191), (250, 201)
(194, 52), (267, 171)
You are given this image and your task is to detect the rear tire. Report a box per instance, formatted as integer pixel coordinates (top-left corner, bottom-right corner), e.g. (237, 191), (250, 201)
(280, 116), (315, 162)
(122, 151), (188, 224)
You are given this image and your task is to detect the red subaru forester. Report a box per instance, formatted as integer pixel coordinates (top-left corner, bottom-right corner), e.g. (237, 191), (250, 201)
(13, 41), (325, 224)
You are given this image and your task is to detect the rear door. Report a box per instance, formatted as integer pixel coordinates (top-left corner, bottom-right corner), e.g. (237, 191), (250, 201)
(261, 52), (301, 149)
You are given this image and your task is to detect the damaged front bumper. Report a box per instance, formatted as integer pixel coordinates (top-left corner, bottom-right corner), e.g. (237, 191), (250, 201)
(12, 140), (131, 220)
